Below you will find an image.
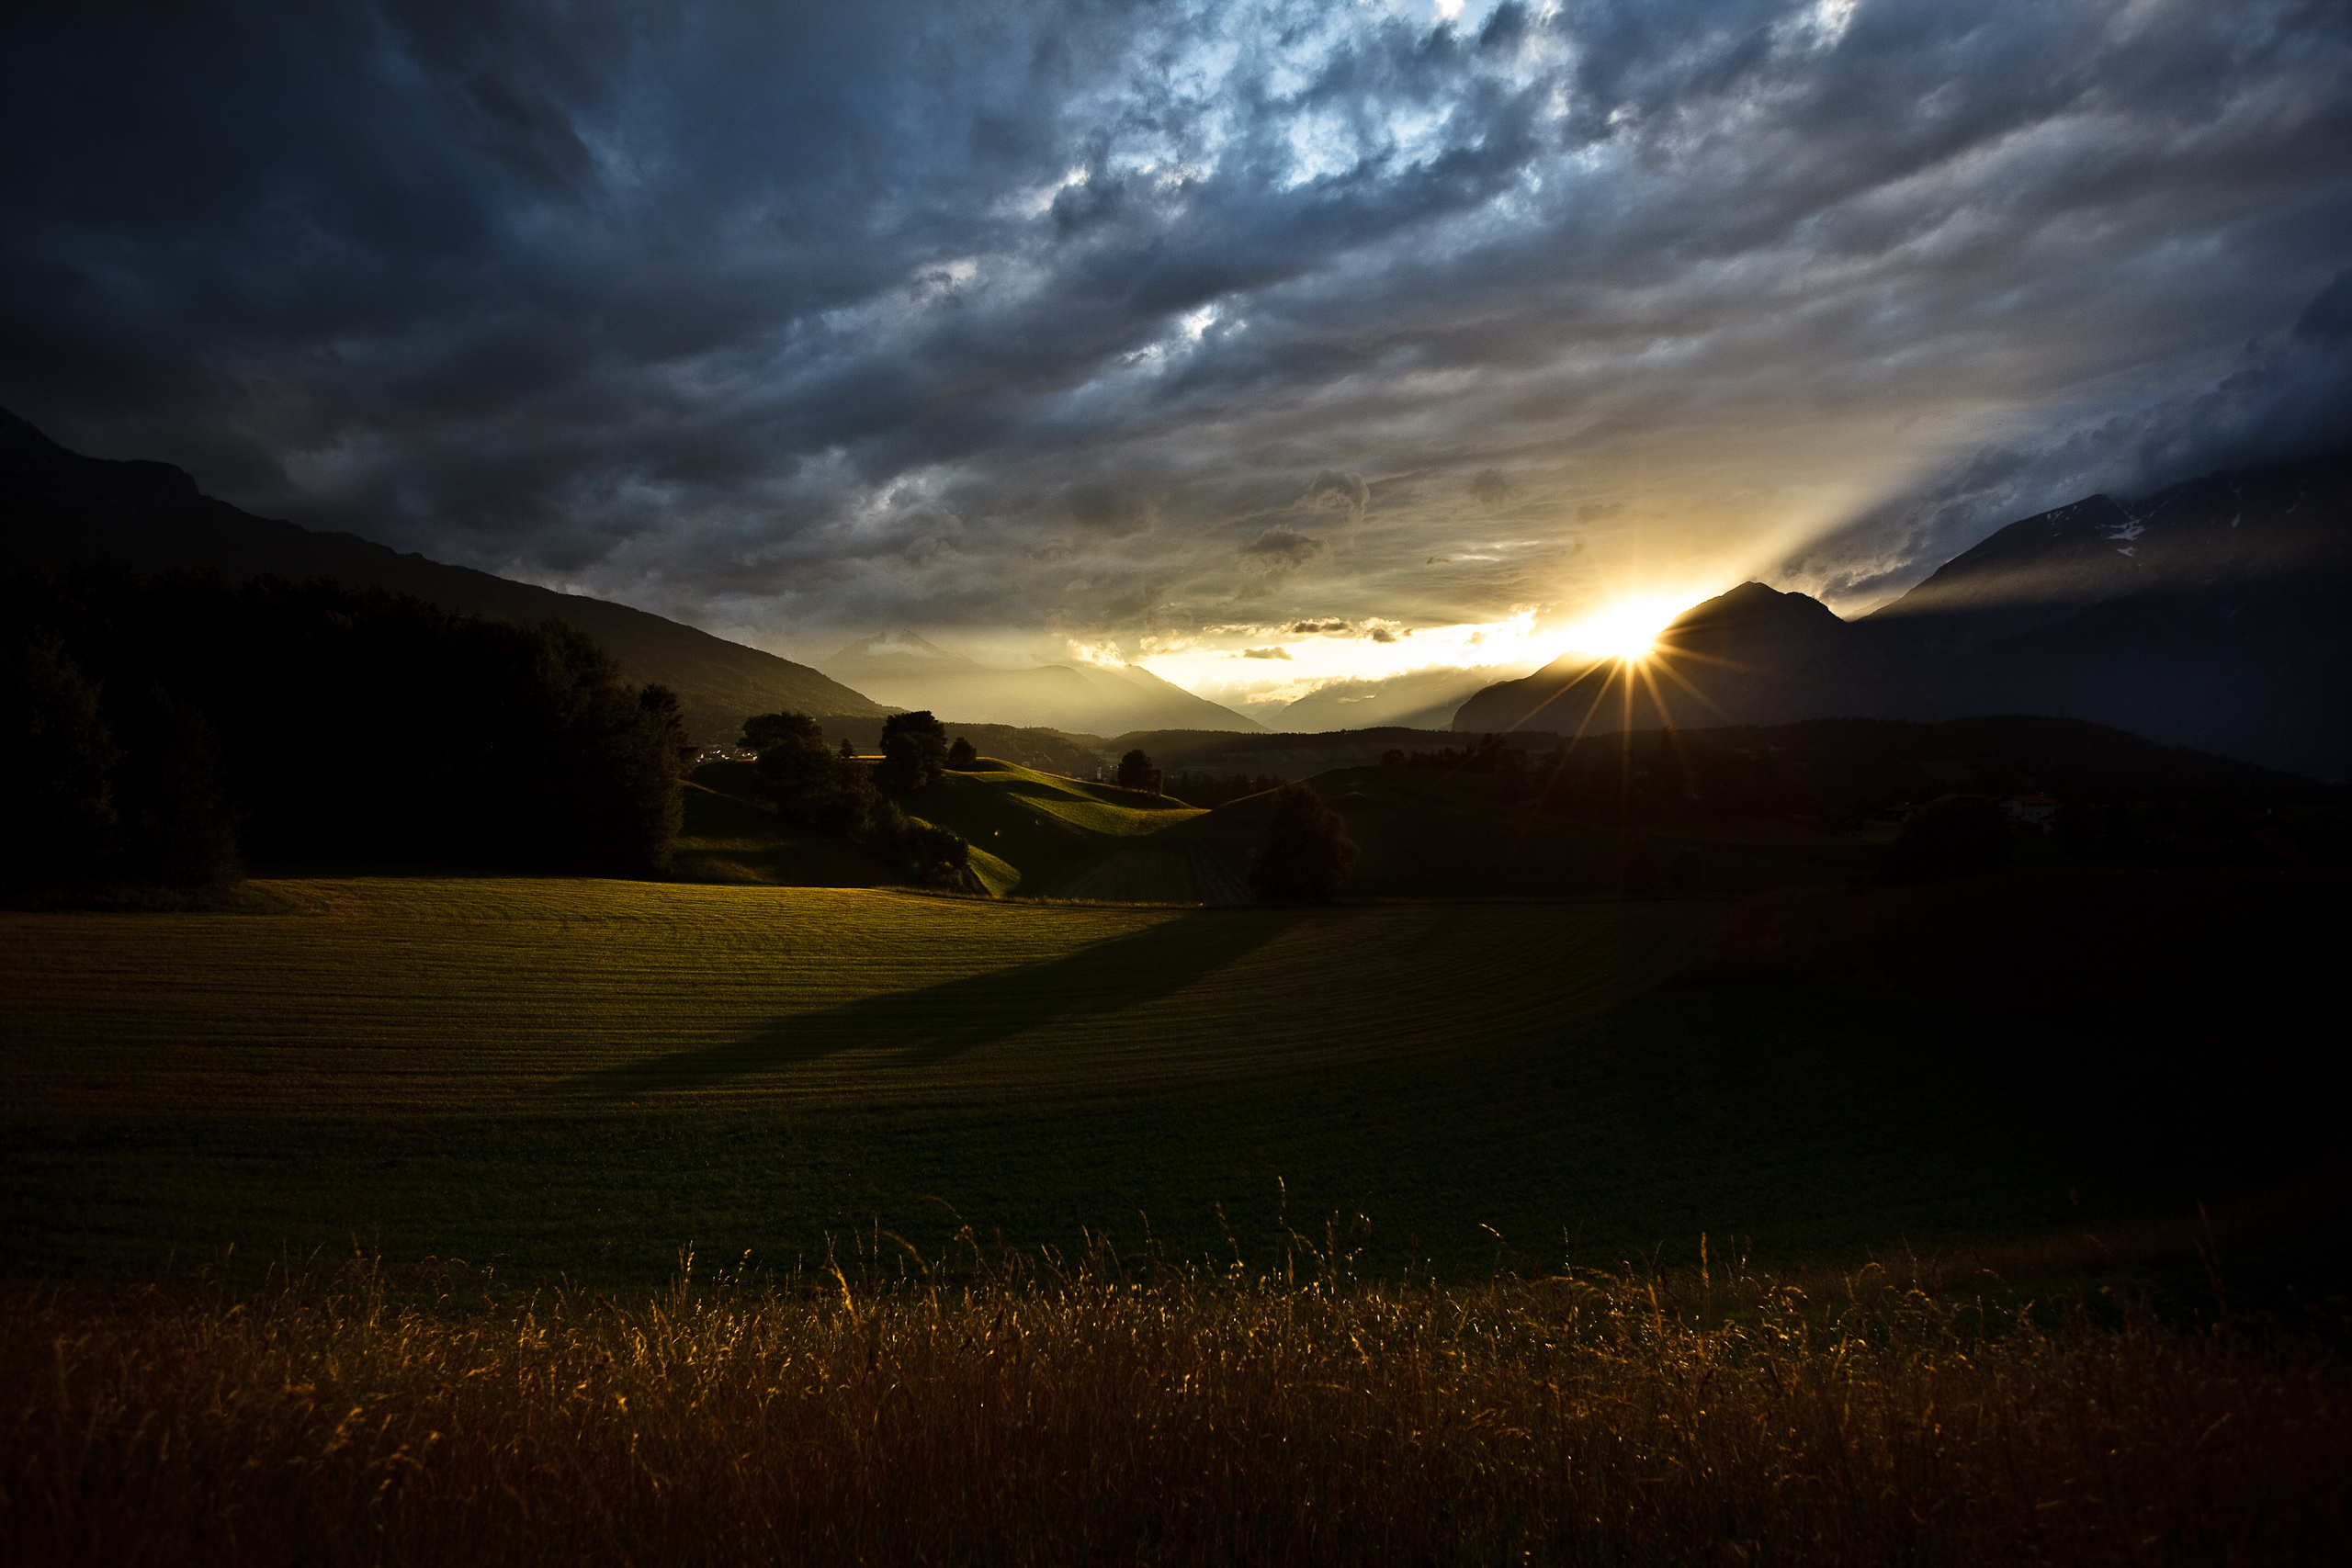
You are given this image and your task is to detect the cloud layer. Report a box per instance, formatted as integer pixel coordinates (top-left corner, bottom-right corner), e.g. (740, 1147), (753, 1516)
(4, 0), (2347, 671)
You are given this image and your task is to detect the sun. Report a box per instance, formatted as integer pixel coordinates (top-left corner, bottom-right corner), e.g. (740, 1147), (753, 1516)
(1556, 596), (1687, 663)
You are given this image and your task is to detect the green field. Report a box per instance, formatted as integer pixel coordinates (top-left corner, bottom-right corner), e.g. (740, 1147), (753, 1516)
(882, 760), (1203, 897)
(6, 859), (2337, 1295)
(678, 758), (1201, 897)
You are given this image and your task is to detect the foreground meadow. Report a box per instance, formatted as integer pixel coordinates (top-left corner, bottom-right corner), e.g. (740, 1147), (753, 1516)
(5, 870), (2342, 1291)
(6, 1248), (2345, 1566)
(5, 869), (2347, 1562)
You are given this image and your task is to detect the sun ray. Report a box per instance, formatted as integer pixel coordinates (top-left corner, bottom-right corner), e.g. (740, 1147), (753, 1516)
(1643, 649), (1737, 725)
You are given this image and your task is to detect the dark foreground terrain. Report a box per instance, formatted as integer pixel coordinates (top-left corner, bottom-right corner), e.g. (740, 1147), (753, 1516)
(6, 797), (2347, 1563)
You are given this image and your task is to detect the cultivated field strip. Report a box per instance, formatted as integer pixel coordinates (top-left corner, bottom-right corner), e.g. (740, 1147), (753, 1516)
(1054, 849), (1198, 903)
(1, 879), (1720, 1113)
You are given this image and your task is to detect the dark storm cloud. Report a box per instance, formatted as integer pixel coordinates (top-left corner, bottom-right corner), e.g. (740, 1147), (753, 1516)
(1240, 525), (1327, 570)
(1785, 265), (2352, 605)
(1300, 468), (1372, 525)
(3, 0), (2347, 658)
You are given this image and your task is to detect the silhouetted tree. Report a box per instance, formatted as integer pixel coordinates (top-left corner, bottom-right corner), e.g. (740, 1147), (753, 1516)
(1496, 745), (1529, 803)
(2, 569), (690, 882)
(947, 736), (978, 771)
(113, 684), (240, 887)
(1619, 839), (1663, 898)
(1881, 798), (2010, 884)
(1116, 747), (1160, 793)
(745, 710), (888, 838)
(900, 821), (972, 887)
(2054, 799), (2103, 855)
(876, 711), (948, 792)
(0, 632), (119, 883)
(1246, 783), (1359, 902)
(743, 711), (824, 752)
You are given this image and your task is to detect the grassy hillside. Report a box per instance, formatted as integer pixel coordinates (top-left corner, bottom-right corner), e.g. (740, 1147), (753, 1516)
(5, 871), (2339, 1296)
(670, 782), (909, 887)
(678, 761), (1166, 897)
(820, 761), (1204, 897)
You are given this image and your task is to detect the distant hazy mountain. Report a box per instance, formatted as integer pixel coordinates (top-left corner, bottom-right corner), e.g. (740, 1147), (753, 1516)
(1273, 666), (1521, 731)
(820, 631), (1264, 735)
(0, 410), (884, 742)
(1453, 452), (2351, 777)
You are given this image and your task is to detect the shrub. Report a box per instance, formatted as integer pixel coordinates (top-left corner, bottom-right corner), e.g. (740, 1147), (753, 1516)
(1882, 797), (2010, 884)
(1246, 782), (1359, 901)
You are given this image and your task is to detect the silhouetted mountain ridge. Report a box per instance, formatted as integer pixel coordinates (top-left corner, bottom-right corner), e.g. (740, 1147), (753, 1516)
(1453, 452), (2352, 777)
(0, 410), (887, 741)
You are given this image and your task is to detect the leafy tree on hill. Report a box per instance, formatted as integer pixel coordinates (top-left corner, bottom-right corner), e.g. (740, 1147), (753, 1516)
(900, 821), (971, 886)
(740, 707), (971, 886)
(947, 736), (978, 771)
(742, 711), (824, 752)
(742, 711), (883, 837)
(876, 711), (948, 792)
(1116, 747), (1160, 793)
(1246, 783), (1359, 902)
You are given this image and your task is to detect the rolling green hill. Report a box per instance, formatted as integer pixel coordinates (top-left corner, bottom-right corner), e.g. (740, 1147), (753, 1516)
(689, 758), (1206, 899)
(887, 761), (1202, 897)
(673, 773), (1021, 896)
(672, 782), (908, 888)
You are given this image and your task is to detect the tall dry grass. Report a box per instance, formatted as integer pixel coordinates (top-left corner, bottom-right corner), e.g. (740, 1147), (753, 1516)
(4, 1236), (2345, 1566)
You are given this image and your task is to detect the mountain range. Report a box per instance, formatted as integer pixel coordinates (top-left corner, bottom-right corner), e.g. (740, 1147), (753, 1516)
(1454, 452), (2352, 778)
(8, 406), (2346, 776)
(819, 632), (1262, 737)
(0, 411), (881, 742)
(0, 410), (1263, 745)
(1258, 665), (1519, 732)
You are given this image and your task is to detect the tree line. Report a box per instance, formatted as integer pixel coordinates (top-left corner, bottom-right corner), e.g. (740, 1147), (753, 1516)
(3, 566), (689, 890)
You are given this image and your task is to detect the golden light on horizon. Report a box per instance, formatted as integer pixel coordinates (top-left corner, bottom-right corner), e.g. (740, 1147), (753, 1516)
(1550, 593), (1693, 665)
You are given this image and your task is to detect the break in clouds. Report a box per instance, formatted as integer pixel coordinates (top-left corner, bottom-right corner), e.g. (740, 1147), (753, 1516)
(3, 0), (2348, 675)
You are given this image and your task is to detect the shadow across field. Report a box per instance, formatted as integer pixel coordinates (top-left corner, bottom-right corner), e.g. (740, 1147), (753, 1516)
(580, 908), (1300, 1092)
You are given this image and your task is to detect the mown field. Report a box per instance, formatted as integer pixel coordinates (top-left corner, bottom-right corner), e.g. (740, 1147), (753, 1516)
(6, 865), (2340, 1295)
(7, 852), (2347, 1564)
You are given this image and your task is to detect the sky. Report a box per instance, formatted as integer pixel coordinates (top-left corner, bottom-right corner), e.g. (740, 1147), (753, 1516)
(4, 1), (2348, 707)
